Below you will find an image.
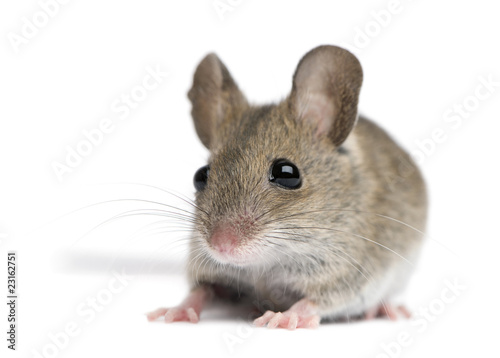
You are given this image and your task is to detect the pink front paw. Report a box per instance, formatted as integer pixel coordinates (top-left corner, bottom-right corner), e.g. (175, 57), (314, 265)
(253, 310), (320, 329)
(146, 285), (212, 324)
(146, 306), (200, 323)
(253, 298), (320, 330)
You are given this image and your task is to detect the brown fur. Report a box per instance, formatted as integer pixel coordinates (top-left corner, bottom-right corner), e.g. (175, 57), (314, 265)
(185, 45), (427, 319)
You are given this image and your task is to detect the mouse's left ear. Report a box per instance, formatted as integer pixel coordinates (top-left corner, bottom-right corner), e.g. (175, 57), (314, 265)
(289, 45), (363, 146)
(188, 53), (247, 150)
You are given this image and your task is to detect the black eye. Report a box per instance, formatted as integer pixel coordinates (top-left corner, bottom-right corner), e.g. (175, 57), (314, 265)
(269, 159), (301, 189)
(194, 165), (210, 191)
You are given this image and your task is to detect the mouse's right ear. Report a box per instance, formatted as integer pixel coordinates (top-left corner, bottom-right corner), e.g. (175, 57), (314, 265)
(188, 53), (247, 149)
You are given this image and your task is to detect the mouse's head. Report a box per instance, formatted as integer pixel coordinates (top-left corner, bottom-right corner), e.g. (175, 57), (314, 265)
(187, 45), (363, 267)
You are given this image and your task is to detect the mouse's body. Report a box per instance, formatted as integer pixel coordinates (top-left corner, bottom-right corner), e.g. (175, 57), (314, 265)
(147, 45), (427, 329)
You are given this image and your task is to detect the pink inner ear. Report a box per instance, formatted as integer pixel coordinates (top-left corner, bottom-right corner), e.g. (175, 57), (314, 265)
(297, 91), (336, 137)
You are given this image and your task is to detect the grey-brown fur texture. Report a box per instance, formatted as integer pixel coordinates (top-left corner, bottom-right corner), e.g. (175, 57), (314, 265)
(186, 45), (427, 319)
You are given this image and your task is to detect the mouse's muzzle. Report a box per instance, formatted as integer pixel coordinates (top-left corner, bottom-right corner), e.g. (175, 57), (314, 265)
(204, 214), (263, 266)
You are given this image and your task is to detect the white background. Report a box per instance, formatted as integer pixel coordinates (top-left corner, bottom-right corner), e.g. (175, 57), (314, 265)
(1, 0), (499, 357)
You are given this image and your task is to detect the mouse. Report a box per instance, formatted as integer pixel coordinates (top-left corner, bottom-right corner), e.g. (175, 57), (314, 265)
(146, 45), (427, 329)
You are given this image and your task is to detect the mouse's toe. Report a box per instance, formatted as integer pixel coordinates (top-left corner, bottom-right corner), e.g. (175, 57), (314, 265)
(146, 305), (200, 323)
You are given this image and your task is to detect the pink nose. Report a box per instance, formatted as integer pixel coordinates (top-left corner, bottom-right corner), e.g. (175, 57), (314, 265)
(210, 226), (239, 254)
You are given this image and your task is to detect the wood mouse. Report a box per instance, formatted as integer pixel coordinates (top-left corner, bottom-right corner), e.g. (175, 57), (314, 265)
(147, 45), (427, 329)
